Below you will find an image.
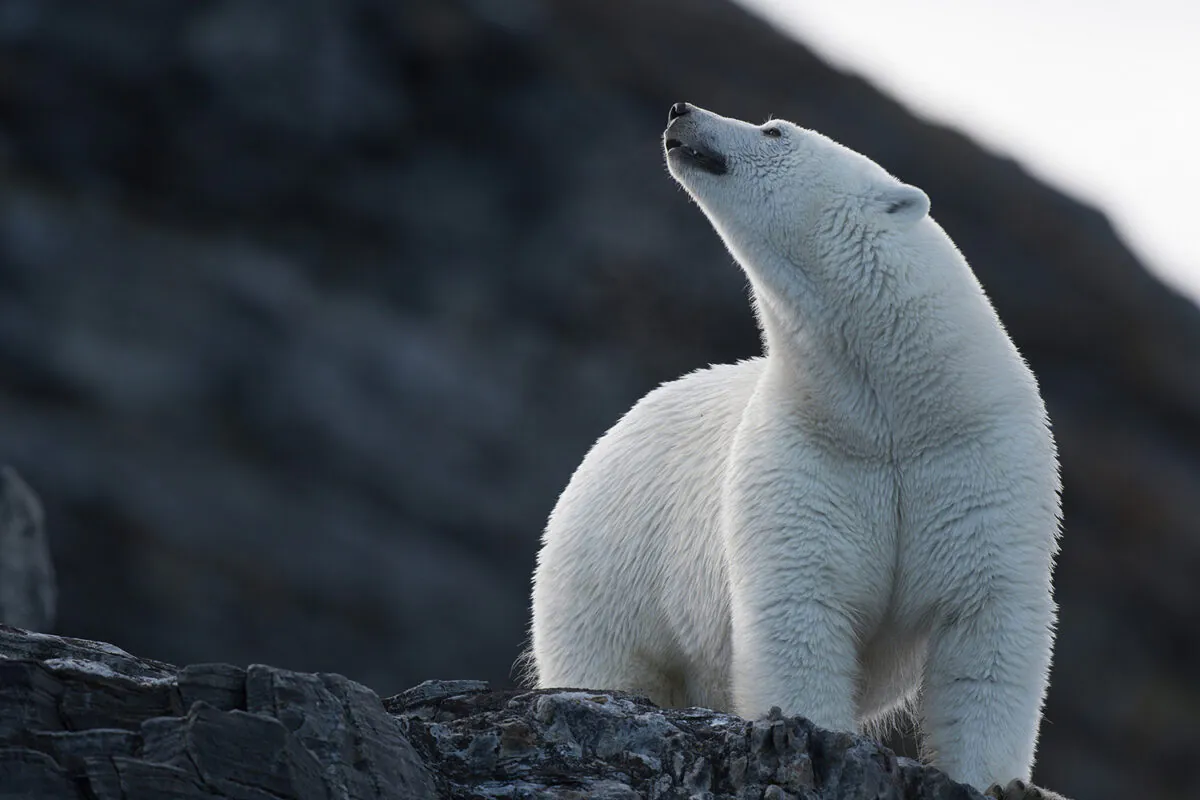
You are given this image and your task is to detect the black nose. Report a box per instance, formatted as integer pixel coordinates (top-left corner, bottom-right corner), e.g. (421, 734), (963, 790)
(668, 102), (690, 122)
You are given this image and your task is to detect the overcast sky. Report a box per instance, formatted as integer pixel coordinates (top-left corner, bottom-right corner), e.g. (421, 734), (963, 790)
(739, 0), (1200, 304)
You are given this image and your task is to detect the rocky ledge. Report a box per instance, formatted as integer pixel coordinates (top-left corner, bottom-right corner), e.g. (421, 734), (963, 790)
(0, 624), (1009, 800)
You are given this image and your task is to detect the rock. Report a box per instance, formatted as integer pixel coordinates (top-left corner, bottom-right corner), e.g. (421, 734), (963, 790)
(399, 687), (950, 799)
(0, 625), (1029, 799)
(0, 627), (439, 800)
(385, 678), (491, 714)
(0, 623), (174, 682)
(0, 468), (55, 631)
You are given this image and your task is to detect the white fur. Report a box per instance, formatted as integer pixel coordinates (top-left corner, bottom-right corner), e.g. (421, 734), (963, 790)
(530, 105), (1060, 792)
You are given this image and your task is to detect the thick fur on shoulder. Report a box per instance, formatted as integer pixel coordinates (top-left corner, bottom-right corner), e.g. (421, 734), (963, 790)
(530, 105), (1060, 794)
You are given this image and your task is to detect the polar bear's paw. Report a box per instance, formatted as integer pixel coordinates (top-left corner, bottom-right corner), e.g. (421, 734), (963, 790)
(985, 778), (1069, 800)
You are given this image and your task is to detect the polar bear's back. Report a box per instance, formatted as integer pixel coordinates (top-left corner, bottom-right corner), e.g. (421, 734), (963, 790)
(531, 358), (764, 706)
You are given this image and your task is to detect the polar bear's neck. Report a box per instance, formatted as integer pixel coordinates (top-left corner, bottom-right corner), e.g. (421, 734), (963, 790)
(738, 227), (1023, 457)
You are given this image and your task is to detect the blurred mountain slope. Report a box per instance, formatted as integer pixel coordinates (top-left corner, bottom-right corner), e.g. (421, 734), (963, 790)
(0, 1), (1197, 798)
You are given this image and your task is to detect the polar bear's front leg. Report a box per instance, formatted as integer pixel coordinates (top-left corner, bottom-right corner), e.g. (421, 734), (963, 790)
(919, 592), (1054, 790)
(729, 592), (860, 730)
(726, 554), (861, 731)
(721, 418), (882, 732)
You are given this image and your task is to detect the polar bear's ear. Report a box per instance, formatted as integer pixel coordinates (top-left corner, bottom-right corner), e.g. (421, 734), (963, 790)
(871, 183), (930, 226)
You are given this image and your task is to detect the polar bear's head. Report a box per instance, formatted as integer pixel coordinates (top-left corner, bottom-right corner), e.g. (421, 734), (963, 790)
(663, 103), (931, 298)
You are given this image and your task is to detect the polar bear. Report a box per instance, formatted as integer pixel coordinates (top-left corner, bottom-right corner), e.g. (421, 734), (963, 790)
(530, 103), (1061, 795)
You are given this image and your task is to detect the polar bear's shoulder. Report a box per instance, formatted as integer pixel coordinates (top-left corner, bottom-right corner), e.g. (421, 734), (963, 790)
(647, 357), (765, 404)
(570, 358), (764, 492)
(618, 358), (764, 435)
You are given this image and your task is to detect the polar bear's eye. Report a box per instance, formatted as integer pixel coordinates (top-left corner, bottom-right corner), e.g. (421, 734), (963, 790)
(763, 126), (783, 138)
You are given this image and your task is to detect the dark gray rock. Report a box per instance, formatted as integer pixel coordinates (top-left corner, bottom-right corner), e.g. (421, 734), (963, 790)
(178, 663), (248, 712)
(0, 748), (81, 800)
(375, 687), (992, 799)
(0, 623), (175, 681)
(386, 679), (492, 714)
(32, 728), (140, 772)
(143, 704), (329, 800)
(0, 659), (65, 739)
(106, 758), (213, 800)
(1, 626), (1056, 800)
(0, 627), (439, 800)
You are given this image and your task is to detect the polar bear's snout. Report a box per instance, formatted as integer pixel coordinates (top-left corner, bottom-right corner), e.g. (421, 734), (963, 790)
(665, 102), (728, 176)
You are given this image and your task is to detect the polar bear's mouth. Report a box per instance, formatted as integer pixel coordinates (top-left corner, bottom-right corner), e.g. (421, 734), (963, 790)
(665, 138), (728, 176)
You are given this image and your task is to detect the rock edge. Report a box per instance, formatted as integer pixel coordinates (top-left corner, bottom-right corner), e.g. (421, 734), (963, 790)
(0, 624), (1023, 799)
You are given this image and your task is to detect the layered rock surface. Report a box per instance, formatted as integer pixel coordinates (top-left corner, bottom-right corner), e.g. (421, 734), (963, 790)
(0, 625), (1002, 800)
